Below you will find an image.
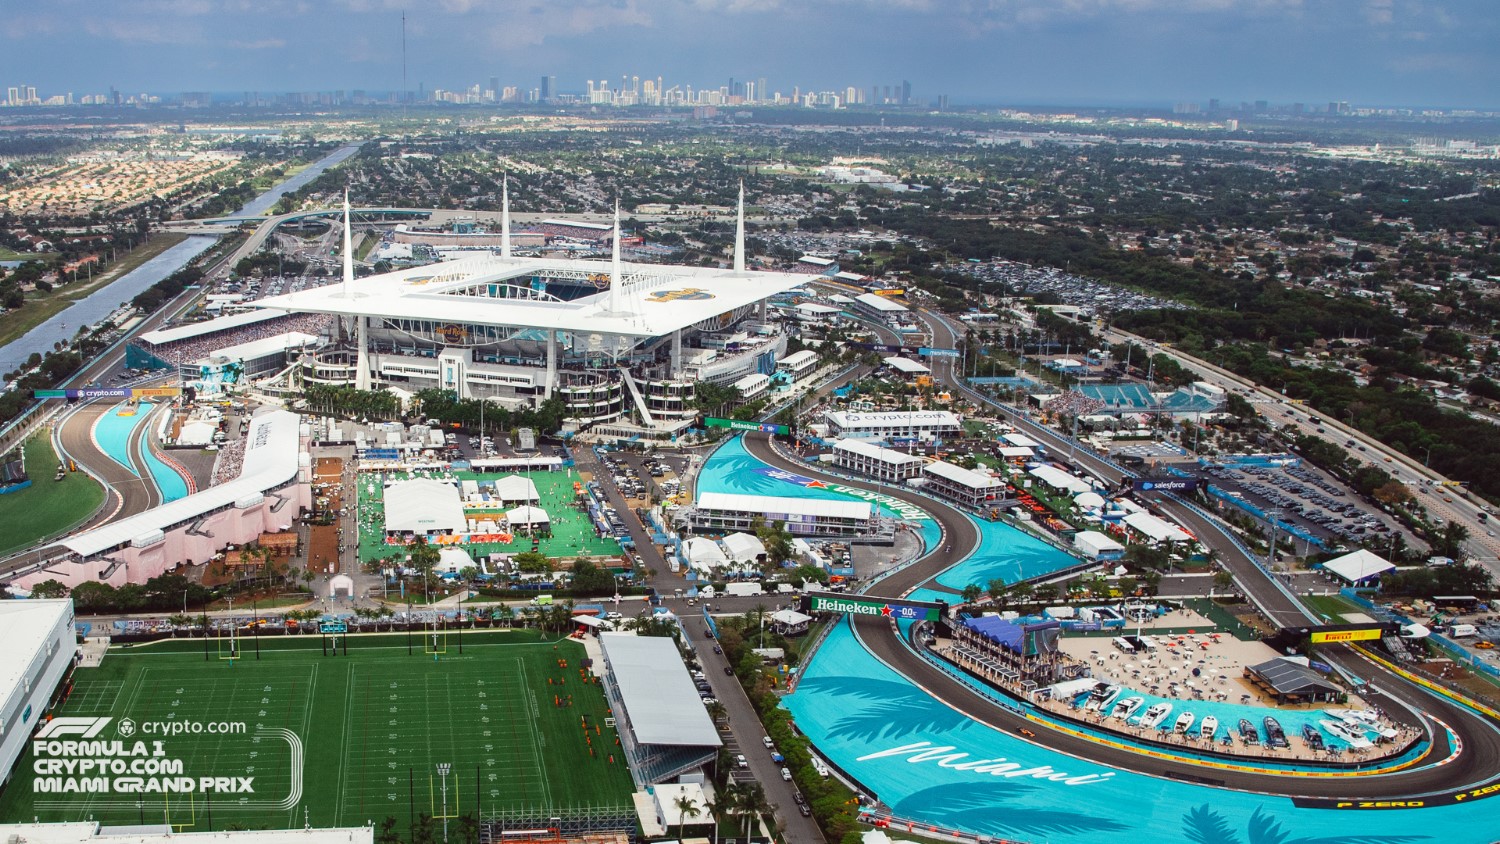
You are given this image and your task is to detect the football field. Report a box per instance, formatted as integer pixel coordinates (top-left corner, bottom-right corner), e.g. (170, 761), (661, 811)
(0, 629), (635, 832)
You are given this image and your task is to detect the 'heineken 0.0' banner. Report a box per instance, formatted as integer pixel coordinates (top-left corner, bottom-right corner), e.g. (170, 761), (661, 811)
(704, 417), (790, 436)
(806, 592), (942, 622)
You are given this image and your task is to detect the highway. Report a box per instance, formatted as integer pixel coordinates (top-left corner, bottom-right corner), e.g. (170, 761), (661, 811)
(1098, 325), (1500, 568)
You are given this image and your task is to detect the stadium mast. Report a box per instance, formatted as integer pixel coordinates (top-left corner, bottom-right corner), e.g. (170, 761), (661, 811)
(501, 174), (512, 259)
(734, 180), (745, 274)
(341, 189), (354, 296)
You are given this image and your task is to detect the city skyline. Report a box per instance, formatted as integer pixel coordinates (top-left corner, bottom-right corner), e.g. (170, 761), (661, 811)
(0, 0), (1496, 110)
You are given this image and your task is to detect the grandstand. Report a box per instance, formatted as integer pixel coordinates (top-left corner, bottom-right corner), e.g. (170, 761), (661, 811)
(1077, 382), (1223, 417)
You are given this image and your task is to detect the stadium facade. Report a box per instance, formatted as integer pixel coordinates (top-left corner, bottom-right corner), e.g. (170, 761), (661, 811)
(159, 184), (809, 439)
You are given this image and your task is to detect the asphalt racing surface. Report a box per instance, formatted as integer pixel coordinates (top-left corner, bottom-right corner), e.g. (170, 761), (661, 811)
(743, 389), (1500, 802)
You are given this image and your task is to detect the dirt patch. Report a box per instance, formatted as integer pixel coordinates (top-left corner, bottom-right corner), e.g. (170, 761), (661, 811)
(308, 457), (344, 576)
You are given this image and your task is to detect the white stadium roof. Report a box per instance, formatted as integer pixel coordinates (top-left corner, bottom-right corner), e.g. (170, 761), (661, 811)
(190, 331), (320, 366)
(697, 491), (872, 521)
(599, 634), (722, 747)
(60, 410), (302, 558)
(252, 254), (809, 340)
(0, 600), (71, 698)
(832, 437), (925, 465)
(855, 292), (908, 313)
(139, 308), (288, 346)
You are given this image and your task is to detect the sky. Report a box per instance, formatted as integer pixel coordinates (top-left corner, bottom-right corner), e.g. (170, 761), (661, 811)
(3, 0), (1498, 109)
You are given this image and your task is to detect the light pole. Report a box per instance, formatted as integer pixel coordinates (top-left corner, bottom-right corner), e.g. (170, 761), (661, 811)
(1422, 446), (1432, 467)
(436, 762), (451, 843)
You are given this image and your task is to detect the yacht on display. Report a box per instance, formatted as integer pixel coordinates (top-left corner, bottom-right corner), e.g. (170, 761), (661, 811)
(1264, 717), (1289, 749)
(1303, 724), (1326, 752)
(1110, 696), (1145, 721)
(1238, 719), (1260, 745)
(1139, 702), (1173, 730)
(1086, 684), (1122, 712)
(1174, 712), (1196, 733)
(1199, 715), (1219, 741)
(1320, 719), (1375, 750)
(1325, 708), (1380, 724)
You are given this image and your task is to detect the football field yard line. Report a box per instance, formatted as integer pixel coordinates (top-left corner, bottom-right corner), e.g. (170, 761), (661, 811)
(519, 659), (553, 808)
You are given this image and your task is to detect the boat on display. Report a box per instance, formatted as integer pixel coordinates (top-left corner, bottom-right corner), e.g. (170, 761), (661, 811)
(1139, 702), (1173, 730)
(1320, 719), (1375, 750)
(1086, 684), (1121, 712)
(1110, 696), (1145, 721)
(1200, 715), (1219, 740)
(1100, 685), (1123, 709)
(1174, 712), (1196, 733)
(1326, 707), (1380, 724)
(1264, 717), (1289, 749)
(1238, 718), (1260, 745)
(1303, 724), (1326, 752)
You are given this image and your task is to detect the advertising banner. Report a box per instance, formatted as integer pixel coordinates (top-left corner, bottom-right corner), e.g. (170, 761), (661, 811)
(806, 592), (942, 622)
(704, 417), (791, 436)
(1131, 477), (1200, 494)
(33, 387), (181, 400)
(1309, 628), (1383, 644)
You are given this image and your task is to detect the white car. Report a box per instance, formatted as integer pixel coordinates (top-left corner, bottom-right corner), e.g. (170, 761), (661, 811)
(736, 754), (747, 768)
(762, 736), (774, 748)
(781, 767), (792, 781)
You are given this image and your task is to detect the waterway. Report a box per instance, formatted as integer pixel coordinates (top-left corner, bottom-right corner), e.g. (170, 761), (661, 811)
(0, 144), (360, 378)
(0, 236), (215, 376)
(233, 144), (358, 217)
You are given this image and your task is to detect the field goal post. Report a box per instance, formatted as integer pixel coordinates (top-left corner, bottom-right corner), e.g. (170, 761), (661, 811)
(425, 617), (448, 657)
(162, 787), (197, 832)
(216, 623), (240, 663)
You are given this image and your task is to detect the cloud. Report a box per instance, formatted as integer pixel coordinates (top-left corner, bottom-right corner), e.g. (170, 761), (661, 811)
(481, 1), (654, 48)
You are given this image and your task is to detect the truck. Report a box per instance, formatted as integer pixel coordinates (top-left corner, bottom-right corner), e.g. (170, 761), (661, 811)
(724, 582), (765, 598)
(1449, 624), (1478, 638)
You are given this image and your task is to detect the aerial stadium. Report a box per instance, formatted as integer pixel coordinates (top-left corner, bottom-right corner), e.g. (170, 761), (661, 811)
(227, 185), (810, 440)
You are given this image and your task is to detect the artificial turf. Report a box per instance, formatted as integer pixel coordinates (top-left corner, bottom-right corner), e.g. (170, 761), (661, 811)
(0, 629), (635, 832)
(356, 469), (624, 564)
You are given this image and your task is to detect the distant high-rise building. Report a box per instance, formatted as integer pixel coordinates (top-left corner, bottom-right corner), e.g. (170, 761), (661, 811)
(883, 85), (891, 103)
(1254, 99), (1268, 113)
(5, 87), (16, 107)
(1208, 98), (1221, 112)
(900, 80), (911, 105)
(540, 75), (555, 102)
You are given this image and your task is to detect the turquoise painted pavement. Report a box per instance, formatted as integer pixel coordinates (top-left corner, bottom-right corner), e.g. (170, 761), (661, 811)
(138, 428), (189, 502)
(92, 403), (146, 477)
(785, 621), (1496, 844)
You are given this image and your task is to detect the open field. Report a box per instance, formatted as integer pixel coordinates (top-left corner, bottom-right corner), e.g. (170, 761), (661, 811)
(0, 434), (105, 557)
(0, 630), (635, 832)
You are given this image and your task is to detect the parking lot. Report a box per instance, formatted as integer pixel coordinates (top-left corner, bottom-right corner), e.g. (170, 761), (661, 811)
(1201, 462), (1403, 546)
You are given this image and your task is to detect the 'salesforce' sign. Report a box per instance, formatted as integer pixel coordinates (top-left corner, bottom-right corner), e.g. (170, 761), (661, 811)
(811, 595), (939, 622)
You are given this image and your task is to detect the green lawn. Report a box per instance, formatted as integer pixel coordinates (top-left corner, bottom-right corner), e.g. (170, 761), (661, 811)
(1302, 593), (1365, 624)
(358, 469), (623, 564)
(0, 435), (105, 556)
(0, 630), (634, 832)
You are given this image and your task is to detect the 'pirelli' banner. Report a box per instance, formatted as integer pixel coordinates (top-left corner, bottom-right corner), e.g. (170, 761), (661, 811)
(1310, 628), (1383, 644)
(1293, 779), (1500, 808)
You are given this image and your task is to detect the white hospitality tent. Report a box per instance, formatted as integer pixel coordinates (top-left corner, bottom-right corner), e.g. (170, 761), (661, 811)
(437, 547), (476, 574)
(681, 537), (729, 573)
(1320, 549), (1396, 586)
(1029, 464), (1094, 495)
(491, 474), (540, 505)
(505, 505), (551, 528)
(1074, 491), (1107, 510)
(720, 532), (767, 565)
(384, 478), (466, 535)
(1122, 510), (1193, 544)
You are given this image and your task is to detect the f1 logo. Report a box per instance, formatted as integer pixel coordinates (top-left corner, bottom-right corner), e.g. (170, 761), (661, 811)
(34, 717), (112, 739)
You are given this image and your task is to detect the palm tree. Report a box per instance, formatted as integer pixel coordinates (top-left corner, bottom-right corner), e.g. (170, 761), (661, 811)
(673, 794), (700, 841)
(701, 796), (721, 844)
(738, 783), (770, 842)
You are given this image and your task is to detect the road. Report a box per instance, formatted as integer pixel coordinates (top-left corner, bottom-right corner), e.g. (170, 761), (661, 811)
(740, 430), (1500, 802)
